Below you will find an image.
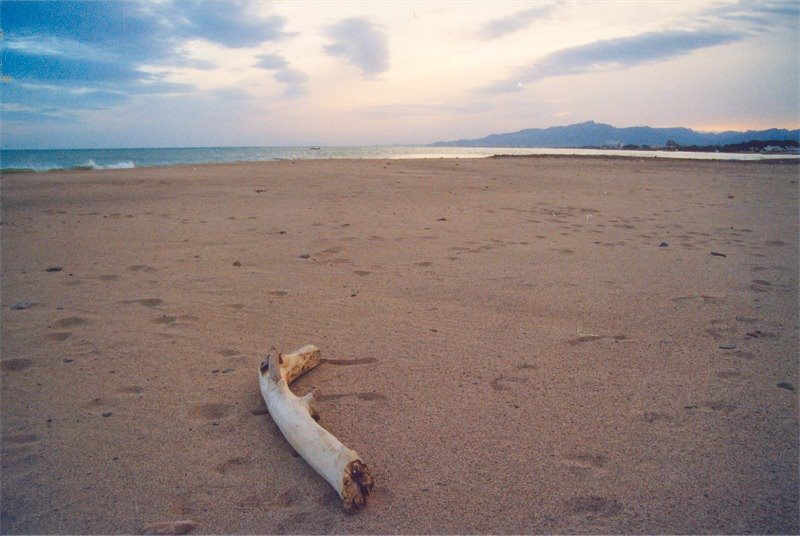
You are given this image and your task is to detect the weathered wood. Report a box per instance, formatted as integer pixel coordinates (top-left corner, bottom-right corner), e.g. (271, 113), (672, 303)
(259, 345), (373, 512)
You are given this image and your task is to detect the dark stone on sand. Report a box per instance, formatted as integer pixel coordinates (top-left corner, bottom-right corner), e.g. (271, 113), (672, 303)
(719, 342), (737, 350)
(279, 231), (286, 234)
(222, 368), (234, 373)
(141, 520), (196, 535)
(710, 252), (727, 257)
(658, 242), (668, 247)
(437, 217), (447, 221)
(299, 254), (310, 259)
(46, 267), (63, 272)
(777, 382), (795, 391)
(101, 412), (113, 417)
(11, 301), (36, 310)
(232, 261), (242, 266)
(63, 358), (73, 363)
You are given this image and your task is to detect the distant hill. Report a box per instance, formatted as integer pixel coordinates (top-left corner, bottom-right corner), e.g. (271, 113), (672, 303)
(429, 121), (800, 148)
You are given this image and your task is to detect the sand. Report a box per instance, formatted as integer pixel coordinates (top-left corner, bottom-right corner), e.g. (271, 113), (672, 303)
(1, 156), (798, 534)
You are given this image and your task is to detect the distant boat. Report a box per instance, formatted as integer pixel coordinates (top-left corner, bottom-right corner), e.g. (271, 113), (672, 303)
(309, 146), (321, 150)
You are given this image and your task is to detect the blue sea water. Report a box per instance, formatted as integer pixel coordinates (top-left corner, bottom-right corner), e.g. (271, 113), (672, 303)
(0, 145), (795, 172)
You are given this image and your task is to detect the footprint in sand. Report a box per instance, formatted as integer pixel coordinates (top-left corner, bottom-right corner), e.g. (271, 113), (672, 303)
(563, 453), (608, 477)
(47, 332), (72, 342)
(5, 433), (39, 445)
(564, 495), (623, 517)
(322, 357), (378, 366)
(749, 280), (770, 293)
(214, 456), (251, 474)
(640, 411), (680, 425)
(566, 334), (626, 346)
(316, 392), (388, 402)
(716, 370), (743, 379)
(218, 348), (240, 357)
(1, 359), (34, 372)
(685, 400), (737, 414)
(54, 316), (87, 328)
(490, 375), (528, 391)
(137, 298), (163, 307)
(128, 264), (157, 272)
(117, 385), (145, 395)
(188, 402), (233, 420)
(704, 325), (736, 340)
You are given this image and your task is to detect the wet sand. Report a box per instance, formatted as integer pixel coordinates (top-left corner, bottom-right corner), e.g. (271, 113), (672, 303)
(1, 156), (798, 534)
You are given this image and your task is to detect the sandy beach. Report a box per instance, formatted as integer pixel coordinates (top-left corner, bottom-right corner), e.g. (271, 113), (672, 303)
(1, 156), (797, 534)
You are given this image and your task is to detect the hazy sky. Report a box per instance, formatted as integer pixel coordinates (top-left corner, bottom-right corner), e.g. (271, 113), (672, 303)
(2, 0), (798, 149)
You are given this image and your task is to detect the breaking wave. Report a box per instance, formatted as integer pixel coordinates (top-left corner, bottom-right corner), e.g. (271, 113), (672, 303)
(2, 160), (136, 173)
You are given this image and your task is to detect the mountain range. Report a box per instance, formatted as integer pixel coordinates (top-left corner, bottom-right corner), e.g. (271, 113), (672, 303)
(429, 121), (800, 148)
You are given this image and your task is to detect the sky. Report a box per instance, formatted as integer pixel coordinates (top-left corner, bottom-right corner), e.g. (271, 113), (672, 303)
(1, 0), (798, 149)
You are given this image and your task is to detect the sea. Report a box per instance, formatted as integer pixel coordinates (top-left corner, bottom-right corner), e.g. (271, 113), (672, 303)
(1, 146), (796, 173)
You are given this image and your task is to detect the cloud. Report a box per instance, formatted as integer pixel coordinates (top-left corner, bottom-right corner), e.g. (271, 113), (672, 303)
(273, 68), (308, 98)
(2, 49), (146, 84)
(256, 53), (290, 70)
(0, 0), (296, 126)
(477, 3), (561, 40)
(255, 55), (308, 98)
(175, 1), (292, 48)
(273, 68), (308, 85)
(701, 0), (800, 29)
(323, 18), (389, 78)
(481, 29), (745, 94)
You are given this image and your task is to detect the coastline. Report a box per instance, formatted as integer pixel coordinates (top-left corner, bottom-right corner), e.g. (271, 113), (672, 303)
(2, 156), (797, 534)
(2, 146), (797, 175)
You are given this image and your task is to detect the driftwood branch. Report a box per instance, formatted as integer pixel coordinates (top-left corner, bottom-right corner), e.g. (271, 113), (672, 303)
(259, 345), (373, 512)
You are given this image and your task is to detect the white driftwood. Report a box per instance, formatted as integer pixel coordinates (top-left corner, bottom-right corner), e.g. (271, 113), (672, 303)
(259, 345), (373, 512)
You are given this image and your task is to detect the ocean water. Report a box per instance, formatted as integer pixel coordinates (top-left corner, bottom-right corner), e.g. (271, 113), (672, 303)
(1, 145), (795, 172)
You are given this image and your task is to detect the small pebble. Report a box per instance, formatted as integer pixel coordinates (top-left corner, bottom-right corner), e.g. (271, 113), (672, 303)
(710, 252), (727, 257)
(10, 301), (36, 310)
(232, 261), (242, 267)
(141, 520), (196, 535)
(221, 368), (234, 373)
(719, 342), (737, 350)
(436, 217), (447, 221)
(63, 358), (73, 363)
(777, 382), (795, 391)
(101, 412), (113, 417)
(46, 267), (63, 272)
(299, 254), (310, 259)
(658, 242), (668, 248)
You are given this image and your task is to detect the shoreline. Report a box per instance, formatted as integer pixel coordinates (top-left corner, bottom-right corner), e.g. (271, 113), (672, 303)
(2, 152), (798, 175)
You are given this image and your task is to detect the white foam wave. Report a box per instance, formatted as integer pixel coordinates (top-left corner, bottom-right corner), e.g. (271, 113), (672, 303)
(78, 159), (135, 170)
